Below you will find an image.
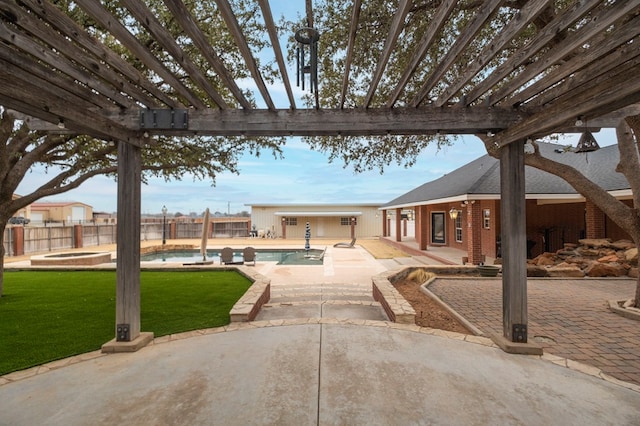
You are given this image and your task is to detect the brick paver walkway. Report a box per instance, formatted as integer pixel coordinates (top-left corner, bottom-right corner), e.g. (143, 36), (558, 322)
(429, 278), (640, 386)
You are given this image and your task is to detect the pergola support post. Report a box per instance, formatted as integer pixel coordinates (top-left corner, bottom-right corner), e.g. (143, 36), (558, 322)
(102, 140), (153, 353)
(492, 140), (542, 355)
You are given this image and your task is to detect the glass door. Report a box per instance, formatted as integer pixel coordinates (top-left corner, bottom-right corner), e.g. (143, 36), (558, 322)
(431, 212), (445, 244)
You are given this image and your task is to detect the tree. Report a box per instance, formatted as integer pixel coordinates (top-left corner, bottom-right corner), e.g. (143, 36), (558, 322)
(515, 117), (640, 308)
(0, 109), (283, 296)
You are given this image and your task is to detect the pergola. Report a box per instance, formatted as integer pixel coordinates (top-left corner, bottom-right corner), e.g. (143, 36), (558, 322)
(1, 1), (639, 352)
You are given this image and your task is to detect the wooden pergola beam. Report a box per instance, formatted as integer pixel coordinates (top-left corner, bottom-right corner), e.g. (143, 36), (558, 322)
(506, 14), (640, 108)
(163, 0), (252, 110)
(492, 64), (640, 148)
(214, 0), (275, 110)
(258, 0), (297, 110)
(104, 107), (526, 137)
(73, 0), (204, 109)
(409, 0), (503, 108)
(18, 0), (179, 109)
(434, 0), (553, 107)
(463, 0), (602, 106)
(340, 0), (362, 109)
(491, 2), (639, 107)
(119, 0), (229, 109)
(363, 0), (412, 108)
(386, 0), (457, 108)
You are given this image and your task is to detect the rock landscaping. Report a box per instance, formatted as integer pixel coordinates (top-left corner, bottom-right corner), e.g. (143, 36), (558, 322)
(526, 238), (638, 278)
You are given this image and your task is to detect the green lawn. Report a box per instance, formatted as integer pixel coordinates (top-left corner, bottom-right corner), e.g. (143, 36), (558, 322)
(0, 270), (252, 375)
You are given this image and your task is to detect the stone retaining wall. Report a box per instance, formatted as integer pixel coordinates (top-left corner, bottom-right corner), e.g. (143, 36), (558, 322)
(229, 266), (271, 322)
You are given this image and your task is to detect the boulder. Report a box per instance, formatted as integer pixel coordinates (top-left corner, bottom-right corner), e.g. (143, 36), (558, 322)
(579, 238), (612, 248)
(546, 265), (585, 278)
(597, 254), (620, 263)
(625, 248), (638, 265)
(536, 256), (556, 266)
(576, 248), (601, 257)
(629, 267), (638, 278)
(584, 261), (628, 277)
(611, 240), (635, 250)
(527, 265), (548, 277)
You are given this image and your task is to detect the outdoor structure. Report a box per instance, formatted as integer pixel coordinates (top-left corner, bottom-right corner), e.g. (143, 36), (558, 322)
(29, 201), (93, 224)
(248, 203), (381, 239)
(9, 194), (30, 220)
(382, 143), (633, 265)
(2, 1), (639, 351)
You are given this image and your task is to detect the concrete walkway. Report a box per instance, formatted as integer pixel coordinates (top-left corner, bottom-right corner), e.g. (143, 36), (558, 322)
(1, 241), (639, 424)
(1, 320), (640, 425)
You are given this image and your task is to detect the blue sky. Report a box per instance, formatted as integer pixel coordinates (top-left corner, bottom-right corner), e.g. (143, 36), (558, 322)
(14, 3), (620, 216)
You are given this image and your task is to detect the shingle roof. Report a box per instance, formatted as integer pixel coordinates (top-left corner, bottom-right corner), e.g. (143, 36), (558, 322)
(383, 142), (629, 208)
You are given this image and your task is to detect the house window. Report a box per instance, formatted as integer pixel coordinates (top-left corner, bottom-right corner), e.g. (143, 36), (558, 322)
(483, 209), (490, 229)
(285, 217), (297, 226)
(455, 215), (463, 242)
(340, 217), (356, 226)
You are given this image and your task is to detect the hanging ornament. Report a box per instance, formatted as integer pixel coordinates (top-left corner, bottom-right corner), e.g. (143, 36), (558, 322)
(296, 27), (320, 104)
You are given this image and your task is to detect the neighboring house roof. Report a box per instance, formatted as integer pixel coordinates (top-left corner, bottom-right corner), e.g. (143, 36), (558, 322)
(383, 142), (630, 209)
(31, 201), (92, 209)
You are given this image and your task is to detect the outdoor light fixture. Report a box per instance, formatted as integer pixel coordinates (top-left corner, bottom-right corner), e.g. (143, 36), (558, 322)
(524, 138), (535, 154)
(57, 118), (65, 129)
(487, 130), (495, 137)
(449, 208), (459, 220)
(575, 116), (584, 127)
(575, 117), (600, 153)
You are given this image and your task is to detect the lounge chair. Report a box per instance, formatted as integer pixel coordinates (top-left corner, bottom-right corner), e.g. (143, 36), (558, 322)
(243, 246), (256, 266)
(220, 247), (234, 264)
(333, 238), (356, 248)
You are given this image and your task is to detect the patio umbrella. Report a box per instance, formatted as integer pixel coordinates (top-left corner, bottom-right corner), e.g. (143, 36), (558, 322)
(305, 222), (311, 251)
(200, 208), (210, 261)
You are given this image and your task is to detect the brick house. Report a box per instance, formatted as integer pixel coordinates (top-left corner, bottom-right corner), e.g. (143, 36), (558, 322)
(380, 142), (632, 265)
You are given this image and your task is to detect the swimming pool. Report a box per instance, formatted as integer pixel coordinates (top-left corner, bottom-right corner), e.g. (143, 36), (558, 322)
(140, 248), (325, 265)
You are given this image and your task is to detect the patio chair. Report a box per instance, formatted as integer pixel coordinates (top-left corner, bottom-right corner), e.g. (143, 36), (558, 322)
(333, 237), (356, 248)
(220, 247), (234, 264)
(243, 246), (256, 266)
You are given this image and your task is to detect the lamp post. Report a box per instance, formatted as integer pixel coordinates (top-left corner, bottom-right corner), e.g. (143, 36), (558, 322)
(162, 205), (167, 245)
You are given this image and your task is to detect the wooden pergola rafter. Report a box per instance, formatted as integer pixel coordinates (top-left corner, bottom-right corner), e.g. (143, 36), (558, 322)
(1, 0), (640, 350)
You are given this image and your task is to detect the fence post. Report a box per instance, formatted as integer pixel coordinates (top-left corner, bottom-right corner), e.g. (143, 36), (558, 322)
(74, 224), (83, 248)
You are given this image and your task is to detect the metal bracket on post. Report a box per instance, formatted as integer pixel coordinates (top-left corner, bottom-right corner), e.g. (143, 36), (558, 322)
(512, 324), (527, 343)
(140, 109), (189, 130)
(116, 324), (130, 342)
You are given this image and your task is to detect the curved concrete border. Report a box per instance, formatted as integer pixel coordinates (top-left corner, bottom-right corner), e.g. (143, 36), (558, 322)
(608, 299), (640, 321)
(30, 251), (112, 266)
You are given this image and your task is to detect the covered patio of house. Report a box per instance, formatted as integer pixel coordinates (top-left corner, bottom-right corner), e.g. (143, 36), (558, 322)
(2, 0), (640, 352)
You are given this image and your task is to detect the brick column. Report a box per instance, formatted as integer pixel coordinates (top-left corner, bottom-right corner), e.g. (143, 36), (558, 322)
(382, 210), (387, 237)
(419, 205), (428, 250)
(12, 226), (24, 256)
(585, 200), (605, 239)
(169, 222), (177, 239)
(466, 202), (483, 264)
(395, 208), (402, 242)
(74, 224), (83, 248)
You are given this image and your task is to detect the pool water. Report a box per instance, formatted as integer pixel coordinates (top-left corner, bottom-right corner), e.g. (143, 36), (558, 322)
(140, 249), (325, 265)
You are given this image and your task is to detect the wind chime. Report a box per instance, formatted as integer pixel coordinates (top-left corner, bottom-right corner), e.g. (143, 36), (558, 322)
(295, 26), (320, 108)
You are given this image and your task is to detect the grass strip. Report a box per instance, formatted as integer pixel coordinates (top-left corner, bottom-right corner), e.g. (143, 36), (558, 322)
(0, 270), (251, 375)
